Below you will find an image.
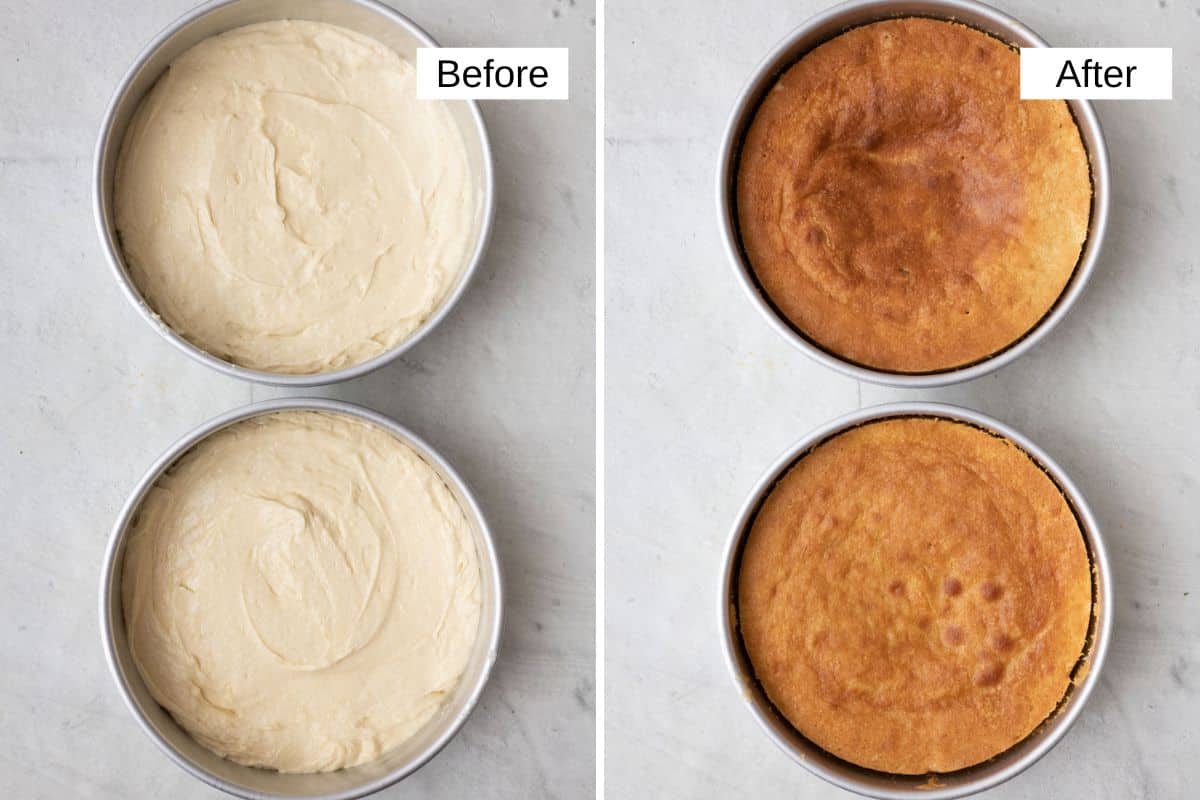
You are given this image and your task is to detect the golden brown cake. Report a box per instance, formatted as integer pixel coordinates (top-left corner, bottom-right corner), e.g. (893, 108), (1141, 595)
(736, 18), (1091, 372)
(737, 417), (1092, 774)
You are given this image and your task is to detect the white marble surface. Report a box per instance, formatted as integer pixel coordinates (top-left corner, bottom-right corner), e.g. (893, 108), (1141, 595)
(606, 1), (1199, 797)
(0, 0), (594, 797)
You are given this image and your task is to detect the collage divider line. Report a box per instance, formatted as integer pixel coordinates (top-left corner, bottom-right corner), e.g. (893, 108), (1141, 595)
(594, 0), (607, 794)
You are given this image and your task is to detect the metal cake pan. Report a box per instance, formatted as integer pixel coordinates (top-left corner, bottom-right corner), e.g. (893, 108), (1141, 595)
(93, 0), (496, 386)
(718, 402), (1112, 799)
(99, 398), (504, 800)
(716, 0), (1111, 388)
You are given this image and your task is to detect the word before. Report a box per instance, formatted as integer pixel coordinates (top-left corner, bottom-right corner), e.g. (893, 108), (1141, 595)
(416, 48), (568, 100)
(438, 58), (549, 89)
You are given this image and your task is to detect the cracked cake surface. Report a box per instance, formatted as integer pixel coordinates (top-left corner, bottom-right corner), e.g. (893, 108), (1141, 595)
(737, 417), (1092, 773)
(736, 18), (1091, 372)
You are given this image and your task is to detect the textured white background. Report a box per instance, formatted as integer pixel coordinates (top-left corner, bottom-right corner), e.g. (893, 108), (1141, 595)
(0, 0), (595, 797)
(606, 1), (1199, 798)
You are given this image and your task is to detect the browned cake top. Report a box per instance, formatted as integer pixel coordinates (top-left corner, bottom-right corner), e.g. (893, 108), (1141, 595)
(738, 417), (1092, 774)
(736, 18), (1091, 373)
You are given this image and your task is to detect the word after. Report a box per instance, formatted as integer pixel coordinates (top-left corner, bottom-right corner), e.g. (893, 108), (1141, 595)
(417, 48), (568, 100)
(1055, 58), (1135, 89)
(1020, 48), (1172, 100)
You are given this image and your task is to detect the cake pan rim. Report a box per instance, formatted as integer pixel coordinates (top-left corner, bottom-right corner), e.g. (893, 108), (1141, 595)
(92, 0), (497, 387)
(717, 400), (1112, 799)
(715, 0), (1111, 388)
(99, 396), (504, 800)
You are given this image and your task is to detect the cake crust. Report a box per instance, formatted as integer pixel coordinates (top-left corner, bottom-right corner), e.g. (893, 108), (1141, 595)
(736, 18), (1091, 372)
(737, 417), (1092, 774)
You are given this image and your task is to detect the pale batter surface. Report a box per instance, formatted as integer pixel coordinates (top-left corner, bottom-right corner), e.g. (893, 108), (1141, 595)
(115, 21), (478, 374)
(121, 411), (482, 773)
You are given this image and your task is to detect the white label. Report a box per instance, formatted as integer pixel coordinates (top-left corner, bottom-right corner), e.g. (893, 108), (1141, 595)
(416, 48), (568, 100)
(1020, 48), (1172, 100)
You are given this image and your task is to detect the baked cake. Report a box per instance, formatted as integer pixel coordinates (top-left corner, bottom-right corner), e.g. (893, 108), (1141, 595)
(736, 18), (1092, 372)
(737, 417), (1092, 773)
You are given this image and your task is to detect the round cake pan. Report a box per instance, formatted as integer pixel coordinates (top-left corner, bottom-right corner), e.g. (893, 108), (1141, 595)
(99, 398), (503, 800)
(716, 0), (1110, 388)
(718, 402), (1111, 799)
(93, 0), (496, 387)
